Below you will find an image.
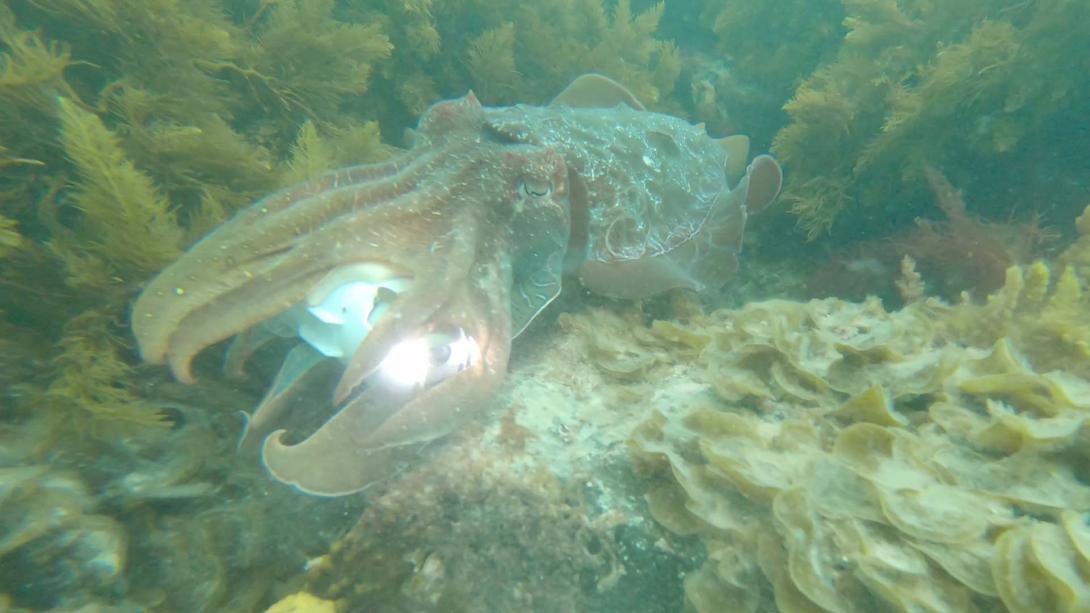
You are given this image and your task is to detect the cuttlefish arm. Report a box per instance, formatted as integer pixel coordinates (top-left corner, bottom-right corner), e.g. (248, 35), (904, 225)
(133, 91), (572, 495)
(262, 250), (513, 495)
(132, 154), (462, 384)
(251, 147), (567, 495)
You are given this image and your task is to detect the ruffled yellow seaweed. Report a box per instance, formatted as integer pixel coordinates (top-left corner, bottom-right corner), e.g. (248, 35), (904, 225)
(935, 261), (1090, 378)
(829, 384), (906, 427)
(615, 207), (1090, 611)
(1057, 203), (1090, 284)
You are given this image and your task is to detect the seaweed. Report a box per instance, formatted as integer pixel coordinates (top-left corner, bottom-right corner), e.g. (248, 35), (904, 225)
(236, 0), (392, 125)
(0, 5), (76, 109)
(38, 310), (169, 431)
(767, 0), (1090, 238)
(27, 0), (244, 119)
(0, 214), (22, 257)
(0, 1), (685, 608)
(929, 204), (1090, 378)
(899, 167), (1041, 299)
(280, 120), (335, 187)
(466, 22), (521, 102)
(678, 0), (842, 140)
(112, 88), (276, 213)
(806, 168), (1057, 303)
(1, 0), (1084, 608)
(356, 0), (680, 134)
(513, 0), (680, 108)
(54, 96), (182, 286)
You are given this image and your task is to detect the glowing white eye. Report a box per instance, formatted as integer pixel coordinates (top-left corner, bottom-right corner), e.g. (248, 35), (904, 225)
(429, 344), (452, 366)
(380, 338), (432, 388)
(378, 328), (481, 389)
(521, 179), (551, 198)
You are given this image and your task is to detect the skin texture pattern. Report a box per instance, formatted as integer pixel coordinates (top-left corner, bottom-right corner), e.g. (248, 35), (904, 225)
(131, 74), (782, 495)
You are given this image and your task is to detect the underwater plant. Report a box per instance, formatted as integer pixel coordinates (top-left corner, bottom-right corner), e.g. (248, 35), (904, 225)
(54, 96), (183, 285)
(0, 213), (21, 257)
(806, 167), (1055, 304)
(611, 200), (1090, 611)
(768, 0), (1090, 238)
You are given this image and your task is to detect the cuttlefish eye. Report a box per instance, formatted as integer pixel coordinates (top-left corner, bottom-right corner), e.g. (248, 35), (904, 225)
(521, 179), (552, 198)
(378, 328), (481, 389)
(429, 343), (451, 366)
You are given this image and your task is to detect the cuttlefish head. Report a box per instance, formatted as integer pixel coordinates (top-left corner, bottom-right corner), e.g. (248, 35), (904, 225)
(131, 93), (571, 495)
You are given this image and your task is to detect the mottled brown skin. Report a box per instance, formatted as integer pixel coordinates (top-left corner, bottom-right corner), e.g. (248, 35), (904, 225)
(132, 75), (780, 495)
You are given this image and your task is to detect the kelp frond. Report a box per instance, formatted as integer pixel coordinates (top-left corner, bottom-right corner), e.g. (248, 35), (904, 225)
(56, 96), (182, 283)
(0, 6), (72, 95)
(508, 0), (678, 108)
(279, 119), (389, 186)
(325, 121), (389, 166)
(281, 120), (335, 186)
(39, 310), (170, 431)
(467, 22), (521, 103)
(242, 0), (392, 121)
(0, 214), (23, 257)
(112, 89), (275, 212)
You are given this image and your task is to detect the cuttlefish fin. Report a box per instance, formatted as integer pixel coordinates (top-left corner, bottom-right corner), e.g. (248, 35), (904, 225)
(579, 255), (701, 300)
(718, 134), (750, 186)
(742, 154), (783, 216)
(550, 73), (645, 111)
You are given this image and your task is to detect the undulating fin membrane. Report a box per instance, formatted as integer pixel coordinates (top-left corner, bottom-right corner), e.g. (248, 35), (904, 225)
(549, 73), (645, 110)
(743, 155), (783, 215)
(718, 134), (750, 186)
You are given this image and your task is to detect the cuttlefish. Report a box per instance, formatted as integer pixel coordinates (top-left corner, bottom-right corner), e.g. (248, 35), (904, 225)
(132, 74), (782, 496)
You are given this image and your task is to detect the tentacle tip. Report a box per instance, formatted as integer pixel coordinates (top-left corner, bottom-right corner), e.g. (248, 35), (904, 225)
(168, 354), (198, 384)
(261, 430), (348, 497)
